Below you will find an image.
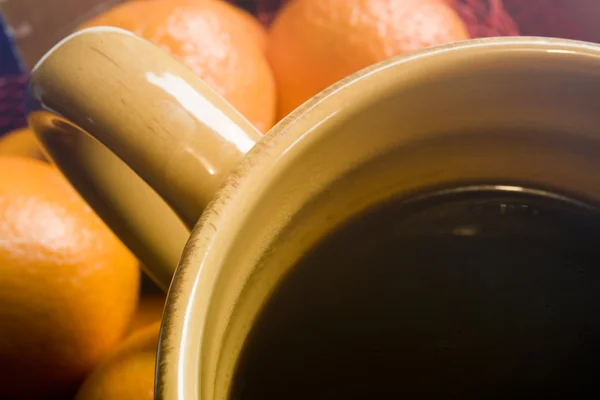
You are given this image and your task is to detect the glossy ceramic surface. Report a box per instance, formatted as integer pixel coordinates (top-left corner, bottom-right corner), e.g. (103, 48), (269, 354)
(28, 27), (262, 288)
(28, 29), (600, 399)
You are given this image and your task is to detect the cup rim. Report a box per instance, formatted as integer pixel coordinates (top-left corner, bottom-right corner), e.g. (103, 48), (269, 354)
(156, 36), (600, 400)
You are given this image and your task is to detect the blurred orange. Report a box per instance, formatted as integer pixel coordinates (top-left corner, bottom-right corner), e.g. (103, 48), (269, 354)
(124, 0), (268, 51)
(80, 0), (275, 132)
(267, 0), (470, 118)
(76, 322), (160, 400)
(0, 157), (139, 399)
(0, 128), (46, 160)
(126, 294), (166, 335)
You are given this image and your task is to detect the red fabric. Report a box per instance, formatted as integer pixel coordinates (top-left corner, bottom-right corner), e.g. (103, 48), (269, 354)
(0, 74), (27, 135)
(449, 0), (519, 37)
(225, 0), (289, 25)
(503, 0), (594, 41)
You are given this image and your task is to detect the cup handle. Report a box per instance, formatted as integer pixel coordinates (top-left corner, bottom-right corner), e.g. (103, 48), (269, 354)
(27, 27), (262, 290)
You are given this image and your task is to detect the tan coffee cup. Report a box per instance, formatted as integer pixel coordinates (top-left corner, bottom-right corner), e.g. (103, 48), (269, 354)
(28, 28), (600, 398)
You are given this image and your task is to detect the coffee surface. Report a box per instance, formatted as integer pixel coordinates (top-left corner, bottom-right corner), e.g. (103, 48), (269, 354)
(231, 189), (600, 399)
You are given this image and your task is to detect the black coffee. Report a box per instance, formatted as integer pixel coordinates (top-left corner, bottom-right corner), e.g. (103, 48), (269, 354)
(231, 188), (600, 399)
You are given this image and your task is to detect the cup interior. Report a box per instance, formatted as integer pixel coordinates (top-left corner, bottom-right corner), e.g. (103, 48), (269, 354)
(162, 38), (600, 400)
(232, 186), (600, 398)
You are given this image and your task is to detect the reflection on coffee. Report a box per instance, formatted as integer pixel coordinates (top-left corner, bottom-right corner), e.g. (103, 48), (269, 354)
(231, 189), (600, 399)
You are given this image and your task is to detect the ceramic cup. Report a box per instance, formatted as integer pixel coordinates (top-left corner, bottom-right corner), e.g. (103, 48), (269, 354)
(28, 28), (600, 398)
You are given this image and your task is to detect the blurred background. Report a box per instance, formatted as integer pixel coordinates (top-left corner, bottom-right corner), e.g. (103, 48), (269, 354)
(4, 0), (600, 136)
(2, 1), (600, 399)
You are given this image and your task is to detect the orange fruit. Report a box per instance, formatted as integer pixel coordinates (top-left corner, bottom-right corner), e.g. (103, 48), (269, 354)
(122, 0), (268, 52)
(0, 157), (139, 399)
(80, 0), (275, 132)
(267, 0), (470, 118)
(0, 127), (46, 160)
(126, 294), (166, 335)
(75, 322), (160, 400)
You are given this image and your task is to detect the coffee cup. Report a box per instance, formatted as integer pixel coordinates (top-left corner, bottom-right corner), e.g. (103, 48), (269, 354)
(28, 29), (600, 398)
